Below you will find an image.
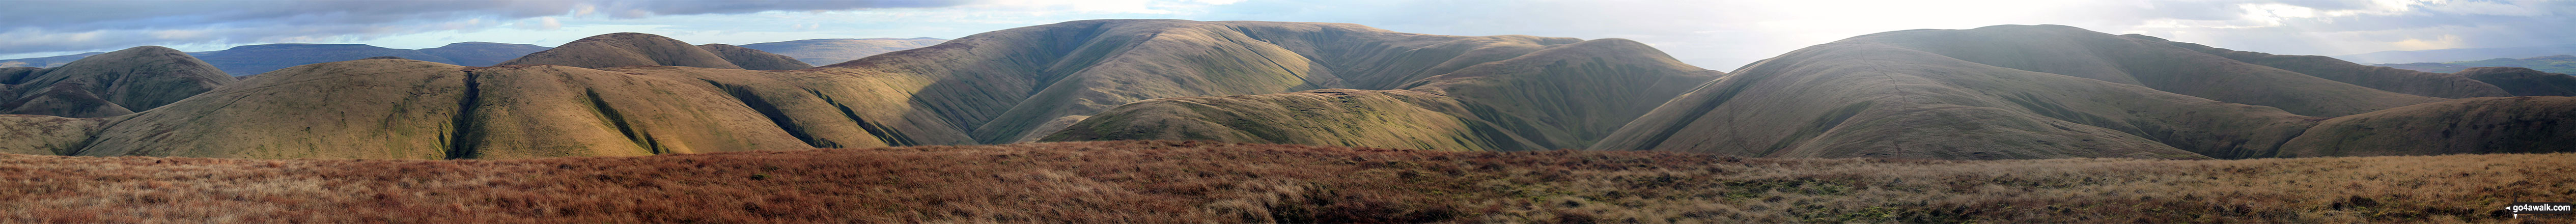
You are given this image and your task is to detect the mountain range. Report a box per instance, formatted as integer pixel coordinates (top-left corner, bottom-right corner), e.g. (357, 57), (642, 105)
(0, 20), (2566, 160)
(740, 38), (947, 66)
(0, 38), (947, 76)
(2334, 44), (2576, 64)
(2375, 54), (2576, 74)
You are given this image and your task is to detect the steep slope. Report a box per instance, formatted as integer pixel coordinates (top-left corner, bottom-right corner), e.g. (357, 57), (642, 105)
(497, 33), (743, 69)
(1591, 25), (2393, 159)
(2277, 96), (2576, 156)
(739, 38), (946, 65)
(67, 59), (806, 159)
(1847, 25), (2443, 117)
(1, 46), (232, 117)
(0, 83), (135, 117)
(0, 115), (108, 155)
(417, 42), (552, 66)
(192, 44), (459, 76)
(1041, 89), (1546, 151)
(2456, 67), (2576, 96)
(2142, 35), (2509, 98)
(696, 44), (815, 70)
(1042, 39), (1725, 150)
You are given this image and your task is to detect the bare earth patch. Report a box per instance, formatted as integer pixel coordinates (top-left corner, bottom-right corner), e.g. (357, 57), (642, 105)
(0, 140), (2569, 223)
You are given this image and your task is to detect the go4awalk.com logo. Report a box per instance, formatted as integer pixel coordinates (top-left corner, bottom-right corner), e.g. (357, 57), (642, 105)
(2508, 202), (2573, 218)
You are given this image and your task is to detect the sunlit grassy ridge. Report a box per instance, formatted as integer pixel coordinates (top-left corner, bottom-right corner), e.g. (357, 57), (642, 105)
(2, 140), (2566, 223)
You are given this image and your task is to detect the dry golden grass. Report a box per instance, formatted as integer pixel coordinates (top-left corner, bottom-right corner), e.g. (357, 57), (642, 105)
(0, 140), (2569, 223)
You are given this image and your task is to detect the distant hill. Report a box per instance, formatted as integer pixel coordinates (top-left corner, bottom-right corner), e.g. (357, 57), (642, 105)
(0, 52), (104, 68)
(190, 44), (457, 76)
(1043, 39), (1725, 151)
(2334, 44), (2576, 64)
(697, 44), (814, 70)
(739, 38), (944, 66)
(0, 42), (548, 76)
(416, 42), (553, 67)
(2457, 67), (2576, 96)
(0, 46), (233, 118)
(1590, 24), (2563, 160)
(2373, 54), (2576, 74)
(498, 33), (750, 69)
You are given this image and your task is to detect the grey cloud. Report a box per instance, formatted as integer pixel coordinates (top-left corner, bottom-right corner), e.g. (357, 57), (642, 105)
(0, 0), (968, 56)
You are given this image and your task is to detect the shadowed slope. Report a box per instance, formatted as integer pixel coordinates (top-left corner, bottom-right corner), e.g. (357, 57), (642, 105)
(1041, 89), (1546, 151)
(498, 33), (743, 69)
(1846, 25), (2441, 117)
(739, 38), (945, 65)
(2278, 96), (2576, 156)
(2138, 35), (2509, 98)
(1, 46), (232, 117)
(1586, 25), (2411, 159)
(0, 83), (134, 117)
(0, 115), (107, 155)
(2456, 67), (2576, 96)
(70, 59), (805, 159)
(1043, 39), (1725, 150)
(1594, 25), (2562, 160)
(696, 44), (815, 70)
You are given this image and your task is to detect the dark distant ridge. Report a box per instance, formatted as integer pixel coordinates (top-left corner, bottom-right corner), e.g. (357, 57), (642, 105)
(0, 42), (550, 76)
(738, 38), (946, 65)
(2457, 67), (2576, 96)
(2334, 44), (2576, 64)
(2373, 54), (2576, 74)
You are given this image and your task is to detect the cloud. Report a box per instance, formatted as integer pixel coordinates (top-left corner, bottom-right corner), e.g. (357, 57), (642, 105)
(0, 0), (968, 55)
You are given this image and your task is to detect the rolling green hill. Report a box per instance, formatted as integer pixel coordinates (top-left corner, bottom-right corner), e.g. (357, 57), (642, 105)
(1043, 38), (1724, 150)
(0, 46), (232, 118)
(0, 19), (1639, 158)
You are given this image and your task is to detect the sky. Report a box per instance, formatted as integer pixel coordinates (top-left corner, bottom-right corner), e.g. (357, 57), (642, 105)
(2, 0), (2571, 70)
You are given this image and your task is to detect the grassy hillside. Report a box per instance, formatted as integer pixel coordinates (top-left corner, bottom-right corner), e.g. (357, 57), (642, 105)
(2458, 67), (2576, 96)
(738, 38), (946, 65)
(696, 44), (815, 70)
(499, 33), (744, 69)
(1046, 38), (1725, 150)
(0, 19), (1617, 158)
(68, 59), (806, 159)
(1043, 89), (1547, 151)
(0, 46), (232, 117)
(2144, 35), (2509, 98)
(0, 141), (2565, 223)
(1593, 25), (2356, 159)
(2279, 96), (2576, 157)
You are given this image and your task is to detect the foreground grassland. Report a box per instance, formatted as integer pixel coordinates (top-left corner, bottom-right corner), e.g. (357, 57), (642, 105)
(1, 141), (2569, 223)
